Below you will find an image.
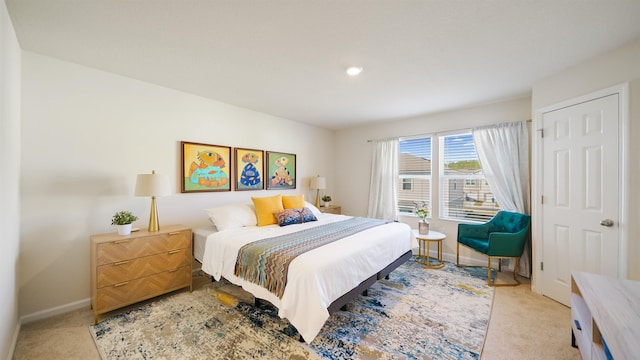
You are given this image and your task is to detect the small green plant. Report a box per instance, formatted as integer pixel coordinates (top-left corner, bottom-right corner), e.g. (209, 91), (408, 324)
(111, 210), (138, 225)
(322, 195), (332, 202)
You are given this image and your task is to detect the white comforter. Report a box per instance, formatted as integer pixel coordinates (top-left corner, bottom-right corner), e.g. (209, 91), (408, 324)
(201, 214), (412, 343)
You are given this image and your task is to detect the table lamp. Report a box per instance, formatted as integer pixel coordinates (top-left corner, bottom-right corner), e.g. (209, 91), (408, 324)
(309, 175), (326, 208)
(135, 170), (170, 232)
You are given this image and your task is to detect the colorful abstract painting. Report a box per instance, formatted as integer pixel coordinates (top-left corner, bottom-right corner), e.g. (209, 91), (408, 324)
(266, 151), (296, 190)
(234, 148), (264, 191)
(181, 141), (231, 192)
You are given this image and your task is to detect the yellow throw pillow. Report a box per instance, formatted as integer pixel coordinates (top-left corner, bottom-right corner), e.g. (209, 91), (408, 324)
(282, 194), (305, 209)
(252, 194), (284, 226)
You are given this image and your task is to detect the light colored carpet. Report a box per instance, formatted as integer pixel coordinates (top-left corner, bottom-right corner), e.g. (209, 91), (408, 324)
(482, 277), (581, 360)
(88, 259), (494, 359)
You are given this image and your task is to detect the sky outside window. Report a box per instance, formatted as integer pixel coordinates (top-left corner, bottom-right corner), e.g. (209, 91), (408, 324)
(443, 133), (477, 164)
(399, 135), (477, 163)
(399, 138), (431, 159)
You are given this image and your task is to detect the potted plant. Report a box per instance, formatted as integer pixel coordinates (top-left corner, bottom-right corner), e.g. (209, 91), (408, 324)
(111, 210), (138, 235)
(414, 202), (430, 235)
(321, 195), (332, 207)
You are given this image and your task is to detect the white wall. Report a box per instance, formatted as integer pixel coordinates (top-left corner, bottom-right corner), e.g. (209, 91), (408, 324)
(0, 0), (21, 357)
(531, 36), (640, 280)
(334, 97), (532, 264)
(19, 52), (336, 317)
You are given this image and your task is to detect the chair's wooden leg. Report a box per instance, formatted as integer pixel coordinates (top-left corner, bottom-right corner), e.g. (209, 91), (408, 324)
(456, 242), (460, 265)
(498, 258), (502, 272)
(487, 257), (493, 286)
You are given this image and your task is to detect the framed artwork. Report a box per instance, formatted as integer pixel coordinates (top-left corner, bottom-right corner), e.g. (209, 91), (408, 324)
(181, 141), (231, 193)
(234, 148), (265, 191)
(266, 151), (296, 190)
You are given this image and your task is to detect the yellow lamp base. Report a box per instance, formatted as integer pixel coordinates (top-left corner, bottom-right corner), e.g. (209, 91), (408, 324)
(148, 196), (160, 232)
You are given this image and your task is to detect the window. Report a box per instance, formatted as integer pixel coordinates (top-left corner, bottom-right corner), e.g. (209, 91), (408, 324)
(440, 133), (498, 222)
(402, 178), (412, 191)
(398, 137), (431, 216)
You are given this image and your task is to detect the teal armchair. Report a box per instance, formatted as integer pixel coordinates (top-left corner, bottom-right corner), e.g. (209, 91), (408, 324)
(456, 211), (531, 286)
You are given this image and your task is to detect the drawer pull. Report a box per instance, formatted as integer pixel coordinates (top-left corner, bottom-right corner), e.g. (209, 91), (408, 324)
(168, 232), (181, 236)
(114, 260), (130, 266)
(113, 239), (129, 244)
(114, 281), (129, 287)
(168, 250), (181, 255)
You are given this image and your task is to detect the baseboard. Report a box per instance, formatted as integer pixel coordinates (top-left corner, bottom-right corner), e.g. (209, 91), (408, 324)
(444, 252), (486, 267)
(446, 252), (516, 270)
(412, 247), (491, 267)
(7, 320), (21, 360)
(20, 297), (91, 325)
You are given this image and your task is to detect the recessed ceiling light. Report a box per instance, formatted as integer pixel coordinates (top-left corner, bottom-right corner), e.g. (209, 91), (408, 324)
(346, 66), (363, 76)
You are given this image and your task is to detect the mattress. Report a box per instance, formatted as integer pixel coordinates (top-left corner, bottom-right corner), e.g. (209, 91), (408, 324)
(192, 225), (217, 262)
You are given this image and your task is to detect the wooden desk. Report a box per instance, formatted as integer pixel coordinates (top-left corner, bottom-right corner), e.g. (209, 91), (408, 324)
(571, 271), (640, 359)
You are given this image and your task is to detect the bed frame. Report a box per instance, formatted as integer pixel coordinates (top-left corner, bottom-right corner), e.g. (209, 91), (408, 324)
(326, 250), (412, 314)
(249, 250), (413, 314)
(249, 249), (412, 342)
(210, 249), (413, 342)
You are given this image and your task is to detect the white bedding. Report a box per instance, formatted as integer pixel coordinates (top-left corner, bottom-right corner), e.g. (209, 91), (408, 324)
(200, 213), (412, 343)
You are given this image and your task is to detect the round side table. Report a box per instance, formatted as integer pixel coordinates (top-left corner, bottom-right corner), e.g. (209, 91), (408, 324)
(413, 229), (446, 269)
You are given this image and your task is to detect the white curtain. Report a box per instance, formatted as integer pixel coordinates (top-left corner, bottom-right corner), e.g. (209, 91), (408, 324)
(367, 138), (399, 221)
(473, 121), (531, 277)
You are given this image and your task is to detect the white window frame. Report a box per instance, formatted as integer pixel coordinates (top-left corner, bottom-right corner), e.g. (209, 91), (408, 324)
(439, 131), (499, 223)
(397, 136), (432, 218)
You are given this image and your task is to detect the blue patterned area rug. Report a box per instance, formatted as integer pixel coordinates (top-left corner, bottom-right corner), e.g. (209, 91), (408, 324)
(90, 258), (494, 359)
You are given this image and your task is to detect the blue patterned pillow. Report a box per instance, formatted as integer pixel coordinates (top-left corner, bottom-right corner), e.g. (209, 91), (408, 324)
(275, 207), (318, 226)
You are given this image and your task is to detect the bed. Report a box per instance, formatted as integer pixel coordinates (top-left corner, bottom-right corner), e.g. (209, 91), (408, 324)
(196, 198), (413, 343)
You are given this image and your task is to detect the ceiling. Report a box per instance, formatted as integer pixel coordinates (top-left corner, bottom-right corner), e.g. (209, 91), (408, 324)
(7, 1), (640, 130)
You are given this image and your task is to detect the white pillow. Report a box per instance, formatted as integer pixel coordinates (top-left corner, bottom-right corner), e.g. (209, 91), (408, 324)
(203, 203), (257, 231)
(304, 201), (322, 218)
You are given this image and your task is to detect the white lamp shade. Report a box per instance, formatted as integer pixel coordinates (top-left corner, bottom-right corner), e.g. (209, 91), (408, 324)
(135, 173), (171, 197)
(309, 176), (326, 190)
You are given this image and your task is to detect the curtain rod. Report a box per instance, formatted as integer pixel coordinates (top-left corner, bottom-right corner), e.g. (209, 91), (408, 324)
(366, 119), (532, 143)
(366, 136), (400, 143)
(366, 134), (430, 143)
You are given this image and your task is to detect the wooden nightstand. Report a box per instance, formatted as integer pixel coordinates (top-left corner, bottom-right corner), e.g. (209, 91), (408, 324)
(319, 205), (341, 214)
(90, 224), (192, 323)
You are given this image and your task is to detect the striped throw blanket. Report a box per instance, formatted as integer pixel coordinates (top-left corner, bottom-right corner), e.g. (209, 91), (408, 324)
(234, 217), (389, 298)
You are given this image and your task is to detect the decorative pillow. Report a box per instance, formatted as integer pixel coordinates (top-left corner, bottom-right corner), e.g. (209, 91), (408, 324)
(275, 207), (318, 227)
(252, 194), (284, 226)
(304, 201), (322, 218)
(282, 194), (305, 209)
(203, 203), (257, 231)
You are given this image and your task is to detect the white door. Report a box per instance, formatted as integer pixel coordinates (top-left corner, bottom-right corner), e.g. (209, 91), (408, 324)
(541, 94), (620, 306)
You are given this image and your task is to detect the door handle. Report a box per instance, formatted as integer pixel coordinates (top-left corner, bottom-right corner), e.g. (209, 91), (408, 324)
(599, 219), (614, 227)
